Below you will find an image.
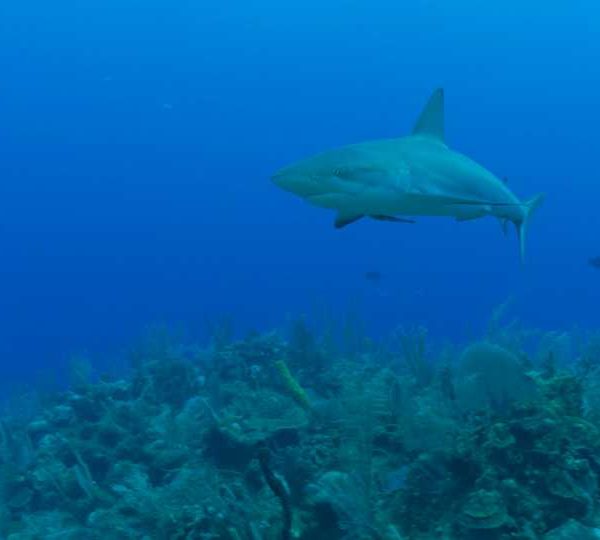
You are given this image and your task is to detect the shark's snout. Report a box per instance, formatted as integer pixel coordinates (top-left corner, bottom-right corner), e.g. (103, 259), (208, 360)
(272, 165), (321, 197)
(271, 168), (293, 189)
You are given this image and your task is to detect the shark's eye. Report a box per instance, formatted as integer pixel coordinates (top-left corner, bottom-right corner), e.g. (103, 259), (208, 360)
(334, 167), (353, 179)
(334, 166), (374, 181)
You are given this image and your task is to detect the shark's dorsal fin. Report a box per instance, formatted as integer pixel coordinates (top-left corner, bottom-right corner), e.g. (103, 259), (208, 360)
(412, 88), (445, 142)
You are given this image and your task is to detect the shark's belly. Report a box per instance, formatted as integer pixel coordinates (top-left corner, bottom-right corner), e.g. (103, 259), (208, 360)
(308, 188), (488, 220)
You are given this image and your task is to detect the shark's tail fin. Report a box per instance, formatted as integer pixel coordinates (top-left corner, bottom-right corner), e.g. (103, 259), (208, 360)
(515, 193), (545, 263)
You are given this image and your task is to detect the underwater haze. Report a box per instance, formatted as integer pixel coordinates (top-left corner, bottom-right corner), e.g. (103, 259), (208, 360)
(0, 0), (599, 379)
(3, 1), (600, 539)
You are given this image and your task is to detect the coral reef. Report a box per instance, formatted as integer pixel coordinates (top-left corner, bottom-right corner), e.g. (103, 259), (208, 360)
(2, 320), (600, 539)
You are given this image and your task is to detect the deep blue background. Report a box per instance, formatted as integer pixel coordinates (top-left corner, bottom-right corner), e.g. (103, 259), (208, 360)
(0, 0), (598, 383)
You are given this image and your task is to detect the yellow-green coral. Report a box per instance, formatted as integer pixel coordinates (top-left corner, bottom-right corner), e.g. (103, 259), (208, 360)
(274, 359), (311, 411)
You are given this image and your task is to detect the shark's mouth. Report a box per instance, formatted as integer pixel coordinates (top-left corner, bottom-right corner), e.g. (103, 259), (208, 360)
(271, 172), (325, 197)
(307, 192), (352, 209)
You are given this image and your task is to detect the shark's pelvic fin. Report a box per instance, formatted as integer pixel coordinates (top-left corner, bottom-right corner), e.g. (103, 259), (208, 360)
(334, 213), (363, 228)
(335, 213), (416, 228)
(515, 193), (545, 263)
(370, 215), (416, 224)
(412, 88), (445, 142)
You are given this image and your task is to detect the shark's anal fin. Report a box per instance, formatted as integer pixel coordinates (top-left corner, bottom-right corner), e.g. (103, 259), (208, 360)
(412, 88), (445, 142)
(370, 215), (416, 224)
(334, 213), (364, 229)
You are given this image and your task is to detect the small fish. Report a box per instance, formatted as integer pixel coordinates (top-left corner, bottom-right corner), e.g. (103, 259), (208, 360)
(364, 271), (383, 283)
(364, 271), (390, 297)
(589, 257), (600, 269)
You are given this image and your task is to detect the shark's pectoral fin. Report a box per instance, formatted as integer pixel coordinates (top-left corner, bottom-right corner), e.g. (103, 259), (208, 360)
(413, 88), (445, 142)
(370, 215), (416, 224)
(334, 213), (364, 229)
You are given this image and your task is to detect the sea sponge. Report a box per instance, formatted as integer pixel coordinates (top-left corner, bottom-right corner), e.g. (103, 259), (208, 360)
(456, 341), (537, 413)
(459, 489), (510, 530)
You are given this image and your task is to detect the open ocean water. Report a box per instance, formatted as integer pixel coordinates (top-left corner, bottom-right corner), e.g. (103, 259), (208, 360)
(0, 1), (599, 538)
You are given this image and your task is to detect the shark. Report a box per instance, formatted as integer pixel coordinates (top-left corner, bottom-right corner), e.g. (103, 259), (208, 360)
(272, 88), (544, 261)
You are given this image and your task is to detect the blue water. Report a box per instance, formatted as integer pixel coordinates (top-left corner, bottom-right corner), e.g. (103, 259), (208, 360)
(0, 0), (598, 385)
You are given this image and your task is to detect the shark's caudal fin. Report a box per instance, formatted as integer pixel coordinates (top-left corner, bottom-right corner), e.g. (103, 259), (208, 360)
(412, 88), (445, 142)
(515, 193), (545, 263)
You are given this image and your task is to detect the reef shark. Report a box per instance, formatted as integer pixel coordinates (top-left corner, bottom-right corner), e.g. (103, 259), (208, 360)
(272, 89), (544, 261)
